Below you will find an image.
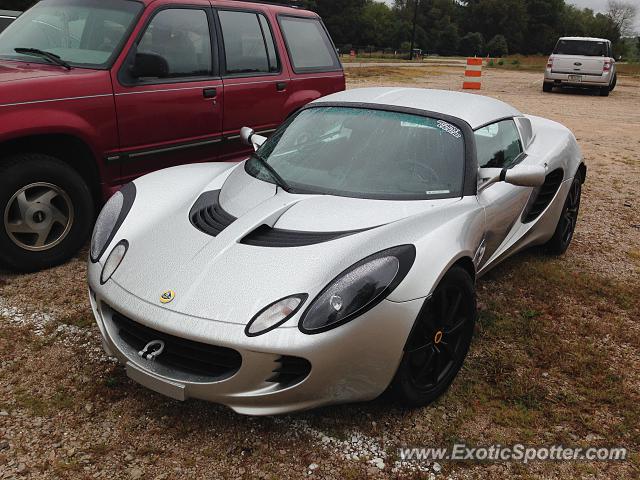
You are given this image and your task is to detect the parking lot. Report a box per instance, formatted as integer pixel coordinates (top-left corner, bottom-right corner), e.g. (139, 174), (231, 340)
(1, 65), (639, 479)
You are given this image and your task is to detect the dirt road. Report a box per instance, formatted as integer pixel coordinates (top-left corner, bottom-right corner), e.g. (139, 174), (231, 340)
(1, 67), (638, 479)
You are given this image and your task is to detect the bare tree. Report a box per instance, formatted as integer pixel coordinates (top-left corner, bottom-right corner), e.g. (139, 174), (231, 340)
(607, 0), (637, 37)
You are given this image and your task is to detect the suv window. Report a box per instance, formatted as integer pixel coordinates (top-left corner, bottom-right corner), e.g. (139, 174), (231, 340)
(138, 8), (212, 78)
(278, 16), (340, 73)
(218, 10), (279, 75)
(475, 119), (523, 169)
(553, 39), (607, 57)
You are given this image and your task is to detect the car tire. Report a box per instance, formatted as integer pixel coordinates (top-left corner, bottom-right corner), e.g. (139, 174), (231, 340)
(0, 154), (94, 272)
(542, 82), (553, 93)
(390, 266), (476, 407)
(599, 86), (610, 97)
(544, 173), (582, 256)
(609, 73), (617, 92)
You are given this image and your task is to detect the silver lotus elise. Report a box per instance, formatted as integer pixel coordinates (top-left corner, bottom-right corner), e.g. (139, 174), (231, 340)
(88, 88), (585, 415)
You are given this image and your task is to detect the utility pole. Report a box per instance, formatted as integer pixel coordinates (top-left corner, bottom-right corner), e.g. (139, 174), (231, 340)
(409, 0), (419, 60)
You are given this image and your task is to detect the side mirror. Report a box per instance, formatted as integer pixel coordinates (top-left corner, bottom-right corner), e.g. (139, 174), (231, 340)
(478, 165), (546, 191)
(504, 165), (546, 187)
(240, 126), (266, 152)
(130, 53), (169, 79)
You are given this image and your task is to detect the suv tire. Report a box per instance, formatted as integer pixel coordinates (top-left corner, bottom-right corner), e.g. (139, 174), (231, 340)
(599, 86), (610, 97)
(0, 154), (94, 272)
(542, 82), (553, 93)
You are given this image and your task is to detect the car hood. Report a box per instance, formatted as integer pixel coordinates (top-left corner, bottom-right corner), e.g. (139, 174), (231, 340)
(0, 60), (110, 106)
(108, 163), (465, 326)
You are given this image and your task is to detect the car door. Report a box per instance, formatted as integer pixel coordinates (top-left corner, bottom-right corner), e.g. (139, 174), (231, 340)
(112, 1), (223, 181)
(214, 6), (290, 161)
(475, 118), (532, 267)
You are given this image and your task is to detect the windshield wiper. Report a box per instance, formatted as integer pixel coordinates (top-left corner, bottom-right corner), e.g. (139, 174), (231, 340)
(251, 152), (293, 193)
(14, 48), (71, 70)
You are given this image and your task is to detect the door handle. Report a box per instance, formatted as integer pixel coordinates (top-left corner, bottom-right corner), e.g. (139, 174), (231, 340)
(203, 88), (217, 98)
(276, 82), (287, 92)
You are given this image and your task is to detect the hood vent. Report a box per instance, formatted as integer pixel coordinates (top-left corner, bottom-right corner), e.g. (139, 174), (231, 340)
(241, 224), (369, 248)
(189, 190), (237, 237)
(522, 168), (564, 223)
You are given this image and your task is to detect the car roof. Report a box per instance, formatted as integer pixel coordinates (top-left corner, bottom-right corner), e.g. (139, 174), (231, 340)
(558, 36), (610, 43)
(311, 87), (522, 130)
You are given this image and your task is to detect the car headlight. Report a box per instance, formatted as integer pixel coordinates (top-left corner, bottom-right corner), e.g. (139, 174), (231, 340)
(100, 240), (129, 284)
(245, 294), (307, 337)
(90, 183), (136, 262)
(299, 245), (416, 334)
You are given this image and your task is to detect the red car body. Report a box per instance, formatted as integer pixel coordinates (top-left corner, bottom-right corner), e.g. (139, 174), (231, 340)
(0, 0), (344, 200)
(0, 0), (344, 271)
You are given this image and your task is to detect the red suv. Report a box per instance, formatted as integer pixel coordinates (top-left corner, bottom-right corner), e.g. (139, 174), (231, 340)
(0, 0), (344, 272)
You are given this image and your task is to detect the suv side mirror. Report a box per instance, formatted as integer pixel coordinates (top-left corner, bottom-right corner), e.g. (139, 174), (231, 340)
(240, 127), (267, 151)
(130, 53), (169, 79)
(478, 165), (546, 191)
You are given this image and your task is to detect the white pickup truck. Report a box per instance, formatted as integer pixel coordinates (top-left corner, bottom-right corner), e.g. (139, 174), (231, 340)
(543, 37), (617, 96)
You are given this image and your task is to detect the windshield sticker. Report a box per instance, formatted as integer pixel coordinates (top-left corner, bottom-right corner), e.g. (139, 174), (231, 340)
(437, 120), (462, 138)
(426, 190), (451, 195)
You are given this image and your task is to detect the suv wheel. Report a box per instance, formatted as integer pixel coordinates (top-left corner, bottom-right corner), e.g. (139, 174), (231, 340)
(609, 73), (617, 92)
(0, 154), (94, 272)
(599, 86), (610, 97)
(542, 82), (553, 93)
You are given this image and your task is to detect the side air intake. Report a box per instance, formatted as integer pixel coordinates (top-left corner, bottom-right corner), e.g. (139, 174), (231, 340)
(522, 168), (564, 223)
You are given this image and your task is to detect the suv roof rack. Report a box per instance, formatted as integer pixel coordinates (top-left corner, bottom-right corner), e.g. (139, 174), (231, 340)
(226, 0), (303, 9)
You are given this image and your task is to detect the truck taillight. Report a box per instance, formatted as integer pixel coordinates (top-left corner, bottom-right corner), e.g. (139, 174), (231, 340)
(603, 58), (611, 72)
(546, 57), (553, 69)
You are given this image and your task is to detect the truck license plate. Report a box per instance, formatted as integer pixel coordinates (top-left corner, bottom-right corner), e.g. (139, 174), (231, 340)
(568, 74), (582, 82)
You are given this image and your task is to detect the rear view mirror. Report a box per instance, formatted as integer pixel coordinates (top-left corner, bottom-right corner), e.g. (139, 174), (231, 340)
(130, 53), (169, 79)
(240, 126), (267, 151)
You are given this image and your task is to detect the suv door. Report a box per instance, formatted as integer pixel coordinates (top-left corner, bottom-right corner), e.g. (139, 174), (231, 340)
(112, 1), (222, 181)
(475, 119), (530, 267)
(214, 7), (290, 161)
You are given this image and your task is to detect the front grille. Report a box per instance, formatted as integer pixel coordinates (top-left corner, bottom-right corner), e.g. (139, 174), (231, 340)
(522, 168), (564, 223)
(241, 224), (367, 248)
(266, 355), (311, 388)
(189, 190), (237, 237)
(112, 311), (242, 380)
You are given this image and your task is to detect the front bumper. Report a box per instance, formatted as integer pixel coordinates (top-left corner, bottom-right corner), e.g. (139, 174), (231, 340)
(88, 262), (423, 415)
(544, 70), (611, 88)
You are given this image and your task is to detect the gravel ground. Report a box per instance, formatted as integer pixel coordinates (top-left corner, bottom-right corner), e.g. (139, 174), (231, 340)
(1, 67), (639, 479)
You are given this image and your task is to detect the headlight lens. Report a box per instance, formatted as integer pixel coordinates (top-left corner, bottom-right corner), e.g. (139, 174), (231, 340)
(245, 294), (307, 337)
(90, 183), (136, 263)
(100, 240), (128, 284)
(300, 245), (416, 334)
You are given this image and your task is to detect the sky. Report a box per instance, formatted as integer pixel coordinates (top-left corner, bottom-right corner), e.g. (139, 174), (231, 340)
(382, 0), (639, 34)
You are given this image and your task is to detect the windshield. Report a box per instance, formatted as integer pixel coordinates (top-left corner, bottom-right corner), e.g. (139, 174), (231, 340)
(553, 40), (607, 57)
(0, 0), (142, 68)
(246, 107), (466, 200)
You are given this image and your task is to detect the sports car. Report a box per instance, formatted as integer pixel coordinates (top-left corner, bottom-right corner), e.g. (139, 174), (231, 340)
(88, 87), (585, 415)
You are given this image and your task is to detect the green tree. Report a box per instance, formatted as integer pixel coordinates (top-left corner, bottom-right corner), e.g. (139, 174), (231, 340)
(459, 32), (484, 56)
(486, 34), (509, 56)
